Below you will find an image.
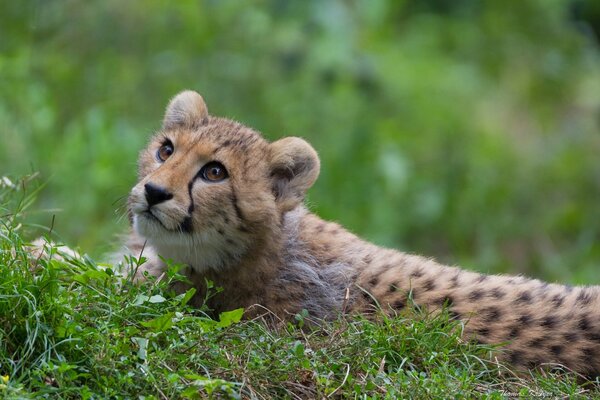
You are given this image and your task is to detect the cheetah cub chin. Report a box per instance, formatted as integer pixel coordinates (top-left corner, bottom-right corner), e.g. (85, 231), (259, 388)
(127, 90), (600, 377)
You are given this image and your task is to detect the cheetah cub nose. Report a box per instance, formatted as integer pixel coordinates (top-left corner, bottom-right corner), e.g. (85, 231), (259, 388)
(144, 183), (173, 207)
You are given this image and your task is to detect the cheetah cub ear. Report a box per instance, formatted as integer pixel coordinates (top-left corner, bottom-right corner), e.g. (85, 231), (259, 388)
(269, 137), (320, 212)
(163, 90), (209, 130)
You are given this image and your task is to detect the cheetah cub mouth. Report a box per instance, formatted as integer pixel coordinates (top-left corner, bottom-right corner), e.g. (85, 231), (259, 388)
(128, 91), (319, 272)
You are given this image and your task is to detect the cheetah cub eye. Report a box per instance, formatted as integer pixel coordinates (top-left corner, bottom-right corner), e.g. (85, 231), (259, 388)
(157, 140), (174, 162)
(200, 161), (228, 182)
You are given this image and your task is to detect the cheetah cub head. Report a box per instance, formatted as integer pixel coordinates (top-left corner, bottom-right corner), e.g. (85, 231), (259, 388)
(128, 90), (320, 271)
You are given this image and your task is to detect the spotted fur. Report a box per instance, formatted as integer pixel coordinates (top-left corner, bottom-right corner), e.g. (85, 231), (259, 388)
(125, 91), (600, 377)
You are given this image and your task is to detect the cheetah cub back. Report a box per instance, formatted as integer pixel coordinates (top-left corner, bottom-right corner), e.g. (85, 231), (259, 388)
(126, 90), (600, 377)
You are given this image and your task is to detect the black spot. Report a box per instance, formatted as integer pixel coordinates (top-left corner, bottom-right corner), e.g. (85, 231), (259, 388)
(482, 307), (502, 322)
(529, 337), (546, 347)
(518, 314), (533, 326)
(468, 290), (484, 301)
(221, 139), (232, 147)
(508, 326), (520, 339)
(585, 332), (600, 342)
(388, 283), (398, 293)
(583, 347), (597, 365)
(238, 225), (250, 233)
(362, 254), (373, 265)
(541, 316), (558, 329)
(515, 291), (532, 304)
(576, 289), (594, 305)
(477, 327), (490, 337)
(579, 317), (591, 331)
(226, 238), (236, 246)
(449, 274), (460, 288)
(549, 344), (563, 357)
(410, 268), (423, 278)
(508, 350), (522, 365)
(449, 310), (462, 320)
(551, 294), (564, 308)
(564, 332), (578, 342)
(525, 358), (542, 370)
(368, 276), (379, 287)
(476, 275), (488, 283)
(217, 228), (225, 236)
(491, 288), (506, 299)
(437, 296), (454, 308)
(362, 290), (374, 303)
(423, 279), (436, 291)
(392, 300), (405, 310)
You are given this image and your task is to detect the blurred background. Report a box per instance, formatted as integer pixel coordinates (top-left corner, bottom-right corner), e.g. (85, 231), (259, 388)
(1, 0), (600, 284)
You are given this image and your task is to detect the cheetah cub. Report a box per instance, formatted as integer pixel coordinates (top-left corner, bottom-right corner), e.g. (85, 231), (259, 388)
(126, 90), (600, 377)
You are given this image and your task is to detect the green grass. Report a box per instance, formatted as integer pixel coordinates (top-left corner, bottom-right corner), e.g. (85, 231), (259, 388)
(2, 178), (600, 399)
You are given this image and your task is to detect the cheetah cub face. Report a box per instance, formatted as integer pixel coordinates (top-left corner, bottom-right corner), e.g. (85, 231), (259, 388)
(128, 91), (320, 271)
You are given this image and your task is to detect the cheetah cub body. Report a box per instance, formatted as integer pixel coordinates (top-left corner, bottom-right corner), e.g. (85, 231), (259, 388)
(127, 91), (600, 376)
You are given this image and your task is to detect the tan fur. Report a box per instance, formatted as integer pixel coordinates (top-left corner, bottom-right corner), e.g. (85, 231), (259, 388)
(125, 90), (600, 377)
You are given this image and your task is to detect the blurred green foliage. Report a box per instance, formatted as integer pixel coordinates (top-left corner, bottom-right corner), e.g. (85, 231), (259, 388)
(1, 0), (600, 283)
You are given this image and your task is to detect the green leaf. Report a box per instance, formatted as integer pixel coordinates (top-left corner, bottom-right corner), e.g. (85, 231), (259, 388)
(131, 337), (148, 360)
(148, 294), (166, 303)
(141, 312), (174, 332)
(133, 294), (149, 305)
(216, 308), (244, 328)
(179, 287), (196, 306)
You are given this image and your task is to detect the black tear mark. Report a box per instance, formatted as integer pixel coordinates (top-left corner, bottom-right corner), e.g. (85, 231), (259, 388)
(187, 180), (196, 212)
(179, 216), (193, 233)
(230, 189), (246, 224)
